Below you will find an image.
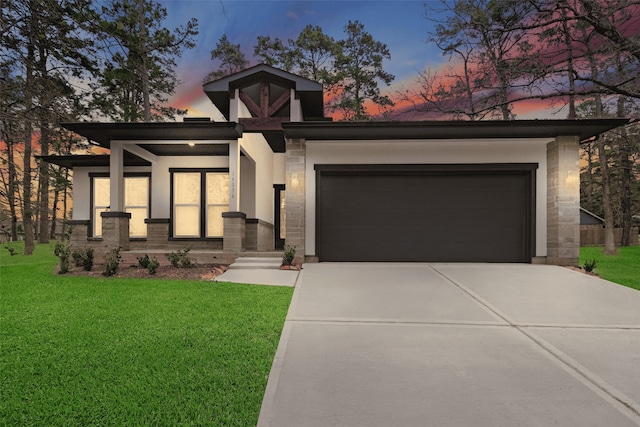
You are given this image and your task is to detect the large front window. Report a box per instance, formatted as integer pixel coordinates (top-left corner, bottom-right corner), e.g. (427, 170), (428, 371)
(171, 170), (229, 238)
(92, 175), (150, 238)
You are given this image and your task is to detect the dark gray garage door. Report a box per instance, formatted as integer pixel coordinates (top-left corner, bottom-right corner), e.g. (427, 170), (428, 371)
(315, 164), (536, 263)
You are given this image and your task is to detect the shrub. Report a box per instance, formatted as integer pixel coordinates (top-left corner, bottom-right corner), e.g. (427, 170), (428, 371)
(147, 257), (160, 275)
(103, 247), (121, 277)
(54, 241), (70, 274)
(166, 248), (193, 268)
(5, 245), (16, 256)
(282, 245), (296, 266)
(82, 248), (94, 271)
(583, 258), (597, 273)
(137, 254), (151, 268)
(72, 250), (84, 267)
(72, 248), (94, 271)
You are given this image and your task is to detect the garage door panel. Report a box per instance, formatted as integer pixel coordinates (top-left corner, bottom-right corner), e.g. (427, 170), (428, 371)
(317, 168), (533, 263)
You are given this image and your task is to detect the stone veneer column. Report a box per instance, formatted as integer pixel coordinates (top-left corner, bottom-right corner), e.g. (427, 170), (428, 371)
(66, 220), (90, 248)
(101, 211), (131, 251)
(222, 212), (246, 252)
(547, 135), (580, 265)
(144, 218), (169, 249)
(285, 138), (306, 262)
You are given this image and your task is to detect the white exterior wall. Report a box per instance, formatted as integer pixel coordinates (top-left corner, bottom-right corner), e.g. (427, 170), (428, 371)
(240, 133), (275, 223)
(273, 153), (286, 184)
(151, 155), (229, 218)
(71, 154), (229, 221)
(305, 138), (551, 257)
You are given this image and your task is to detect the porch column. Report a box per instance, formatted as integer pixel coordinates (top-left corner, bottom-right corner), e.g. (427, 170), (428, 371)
(229, 140), (241, 212)
(101, 211), (131, 251)
(547, 135), (580, 266)
(285, 138), (306, 262)
(223, 139), (245, 251)
(109, 141), (125, 212)
(102, 141), (130, 254)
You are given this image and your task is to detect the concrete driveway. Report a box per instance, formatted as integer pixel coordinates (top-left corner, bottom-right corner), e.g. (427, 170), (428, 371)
(257, 263), (640, 426)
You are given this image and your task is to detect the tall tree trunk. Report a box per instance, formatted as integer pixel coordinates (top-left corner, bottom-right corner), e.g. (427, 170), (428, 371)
(22, 5), (36, 254)
(138, 0), (151, 121)
(37, 123), (50, 243)
(597, 139), (617, 254)
(561, 6), (576, 119)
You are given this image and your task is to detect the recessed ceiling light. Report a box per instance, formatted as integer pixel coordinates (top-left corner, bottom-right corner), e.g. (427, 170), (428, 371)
(188, 142), (195, 147)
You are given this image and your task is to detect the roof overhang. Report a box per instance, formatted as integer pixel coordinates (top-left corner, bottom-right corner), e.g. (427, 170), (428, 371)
(38, 153), (151, 168)
(61, 121), (243, 149)
(282, 119), (632, 142)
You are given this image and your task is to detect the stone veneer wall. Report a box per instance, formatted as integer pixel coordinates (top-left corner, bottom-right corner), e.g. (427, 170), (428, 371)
(222, 212), (246, 252)
(285, 138), (306, 262)
(546, 135), (580, 265)
(245, 219), (274, 251)
(101, 211), (131, 251)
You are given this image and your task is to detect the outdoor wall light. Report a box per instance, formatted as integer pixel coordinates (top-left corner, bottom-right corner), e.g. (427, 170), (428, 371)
(188, 142), (195, 147)
(565, 171), (579, 188)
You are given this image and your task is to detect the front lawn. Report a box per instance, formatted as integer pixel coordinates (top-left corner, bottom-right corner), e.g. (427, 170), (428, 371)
(1, 242), (293, 426)
(580, 245), (640, 291)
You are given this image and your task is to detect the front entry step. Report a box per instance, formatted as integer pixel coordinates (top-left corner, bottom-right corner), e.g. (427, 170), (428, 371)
(228, 257), (282, 270)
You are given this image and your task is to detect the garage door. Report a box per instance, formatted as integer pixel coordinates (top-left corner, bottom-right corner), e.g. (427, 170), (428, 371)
(315, 164), (536, 263)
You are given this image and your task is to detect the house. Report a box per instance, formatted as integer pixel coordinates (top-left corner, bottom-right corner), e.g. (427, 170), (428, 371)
(42, 64), (629, 265)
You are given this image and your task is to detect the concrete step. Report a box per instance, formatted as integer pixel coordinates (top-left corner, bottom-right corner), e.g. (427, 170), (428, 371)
(229, 256), (282, 270)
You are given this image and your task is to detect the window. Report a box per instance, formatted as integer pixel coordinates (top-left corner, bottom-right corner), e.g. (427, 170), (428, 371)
(92, 175), (150, 238)
(171, 170), (229, 238)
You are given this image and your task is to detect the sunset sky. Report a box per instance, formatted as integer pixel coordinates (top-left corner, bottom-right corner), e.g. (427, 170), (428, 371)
(159, 0), (555, 119)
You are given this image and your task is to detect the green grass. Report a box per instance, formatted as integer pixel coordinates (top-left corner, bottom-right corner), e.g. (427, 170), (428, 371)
(580, 245), (640, 291)
(1, 242), (293, 426)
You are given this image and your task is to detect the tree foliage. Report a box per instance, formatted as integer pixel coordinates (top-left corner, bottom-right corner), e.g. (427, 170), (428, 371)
(204, 34), (248, 82)
(0, 0), (198, 253)
(91, 0), (198, 122)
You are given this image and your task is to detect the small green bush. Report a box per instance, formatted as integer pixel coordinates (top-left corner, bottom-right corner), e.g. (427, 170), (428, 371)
(166, 248), (193, 268)
(103, 247), (121, 277)
(147, 257), (160, 275)
(54, 241), (70, 274)
(72, 248), (94, 271)
(137, 254), (151, 268)
(72, 250), (84, 267)
(282, 245), (296, 266)
(5, 245), (16, 256)
(583, 258), (597, 273)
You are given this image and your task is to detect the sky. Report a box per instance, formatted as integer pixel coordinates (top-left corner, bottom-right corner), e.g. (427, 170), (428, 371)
(158, 0), (548, 119)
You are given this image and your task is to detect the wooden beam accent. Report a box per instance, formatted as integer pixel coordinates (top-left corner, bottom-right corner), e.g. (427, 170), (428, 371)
(260, 82), (269, 118)
(239, 117), (289, 131)
(267, 90), (291, 117)
(239, 91), (262, 118)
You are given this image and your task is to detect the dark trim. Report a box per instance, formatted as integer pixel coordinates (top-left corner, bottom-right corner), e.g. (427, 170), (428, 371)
(100, 211), (132, 218)
(89, 173), (152, 238)
(274, 184), (286, 250)
(314, 163), (539, 173)
(38, 153), (151, 168)
(221, 211), (247, 219)
(169, 168), (228, 173)
(315, 164), (537, 263)
(61, 121), (243, 149)
(169, 169), (230, 238)
(246, 218), (259, 224)
(284, 119), (630, 143)
(144, 218), (170, 224)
